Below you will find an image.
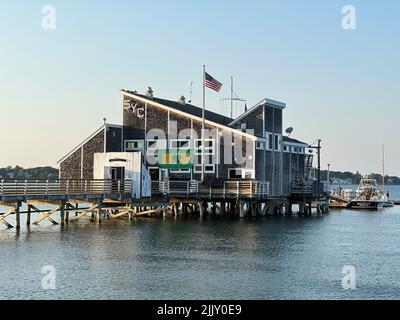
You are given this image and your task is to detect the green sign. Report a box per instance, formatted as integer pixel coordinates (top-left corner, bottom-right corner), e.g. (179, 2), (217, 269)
(158, 149), (193, 169)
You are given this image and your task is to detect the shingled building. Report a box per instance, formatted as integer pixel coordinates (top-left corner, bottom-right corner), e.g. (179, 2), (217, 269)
(58, 88), (311, 197)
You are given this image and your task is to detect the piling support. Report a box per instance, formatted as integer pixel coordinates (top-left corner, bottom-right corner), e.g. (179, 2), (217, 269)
(199, 202), (204, 218)
(97, 202), (102, 223)
(299, 202), (305, 216)
(239, 202), (245, 219)
(60, 200), (66, 226)
(26, 205), (32, 225)
(15, 202), (21, 229)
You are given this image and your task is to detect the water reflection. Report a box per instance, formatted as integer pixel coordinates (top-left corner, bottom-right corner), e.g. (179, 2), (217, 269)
(1, 186), (400, 299)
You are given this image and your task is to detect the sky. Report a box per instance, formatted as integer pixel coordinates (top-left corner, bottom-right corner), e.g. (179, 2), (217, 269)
(0, 0), (399, 175)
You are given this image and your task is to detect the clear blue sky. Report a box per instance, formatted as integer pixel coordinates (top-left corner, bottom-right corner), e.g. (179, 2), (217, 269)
(1, 0), (399, 175)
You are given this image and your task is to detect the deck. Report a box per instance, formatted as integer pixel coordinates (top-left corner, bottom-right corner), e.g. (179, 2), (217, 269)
(0, 179), (132, 203)
(151, 180), (270, 200)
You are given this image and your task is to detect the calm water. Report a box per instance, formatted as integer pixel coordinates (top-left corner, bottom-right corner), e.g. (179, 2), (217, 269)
(1, 185), (400, 300)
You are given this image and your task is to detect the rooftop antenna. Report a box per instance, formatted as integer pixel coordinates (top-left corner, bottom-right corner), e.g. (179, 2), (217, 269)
(221, 76), (246, 119)
(285, 127), (294, 137)
(188, 81), (194, 103)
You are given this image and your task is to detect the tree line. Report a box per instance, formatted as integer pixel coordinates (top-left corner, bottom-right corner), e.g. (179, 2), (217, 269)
(0, 166), (59, 180)
(320, 170), (400, 185)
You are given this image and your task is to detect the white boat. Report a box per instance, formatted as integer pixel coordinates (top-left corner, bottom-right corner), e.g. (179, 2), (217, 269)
(349, 175), (386, 210)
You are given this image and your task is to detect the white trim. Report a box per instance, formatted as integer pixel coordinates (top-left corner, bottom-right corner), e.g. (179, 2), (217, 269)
(121, 91), (258, 141)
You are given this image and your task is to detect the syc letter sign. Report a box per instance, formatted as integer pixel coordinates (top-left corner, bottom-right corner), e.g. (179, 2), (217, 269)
(124, 100), (145, 118)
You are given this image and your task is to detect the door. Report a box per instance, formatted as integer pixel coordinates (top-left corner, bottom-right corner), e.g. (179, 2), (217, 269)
(149, 168), (160, 181)
(111, 167), (125, 180)
(110, 167), (125, 193)
(159, 169), (168, 182)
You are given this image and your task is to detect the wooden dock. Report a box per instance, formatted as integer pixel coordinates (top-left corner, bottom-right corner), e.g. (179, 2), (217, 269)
(0, 178), (329, 230)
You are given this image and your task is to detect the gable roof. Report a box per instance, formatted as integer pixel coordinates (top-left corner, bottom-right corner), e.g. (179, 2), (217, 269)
(122, 90), (233, 126)
(121, 90), (258, 140)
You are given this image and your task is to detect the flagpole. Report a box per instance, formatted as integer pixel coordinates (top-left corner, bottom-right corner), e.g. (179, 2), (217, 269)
(202, 65), (206, 182)
(230, 76), (233, 119)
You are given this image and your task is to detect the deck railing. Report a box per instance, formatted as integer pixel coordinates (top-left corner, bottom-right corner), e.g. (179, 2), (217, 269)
(151, 180), (270, 199)
(0, 179), (132, 198)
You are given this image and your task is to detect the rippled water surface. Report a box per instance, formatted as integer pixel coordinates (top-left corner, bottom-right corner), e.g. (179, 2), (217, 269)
(1, 186), (400, 300)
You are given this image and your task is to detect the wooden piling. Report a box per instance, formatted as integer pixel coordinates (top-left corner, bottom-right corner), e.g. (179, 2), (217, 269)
(15, 202), (21, 229)
(239, 202), (245, 218)
(26, 205), (32, 225)
(60, 200), (65, 226)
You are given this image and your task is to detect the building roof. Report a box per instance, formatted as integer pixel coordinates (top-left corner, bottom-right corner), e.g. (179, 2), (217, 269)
(229, 97), (286, 126)
(123, 90), (233, 126)
(283, 136), (309, 146)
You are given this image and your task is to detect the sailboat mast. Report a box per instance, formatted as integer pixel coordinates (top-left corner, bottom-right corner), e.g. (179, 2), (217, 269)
(382, 144), (385, 192)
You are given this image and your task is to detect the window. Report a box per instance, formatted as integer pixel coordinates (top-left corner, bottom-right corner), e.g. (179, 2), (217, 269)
(274, 134), (279, 151)
(194, 165), (215, 173)
(195, 139), (215, 155)
(256, 142), (265, 150)
(125, 140), (144, 152)
(170, 139), (191, 149)
(268, 133), (273, 150)
(147, 140), (166, 152)
(228, 169), (243, 179)
(283, 145), (289, 152)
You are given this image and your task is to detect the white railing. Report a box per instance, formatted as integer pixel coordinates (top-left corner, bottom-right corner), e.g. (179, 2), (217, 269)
(0, 179), (132, 198)
(151, 180), (270, 199)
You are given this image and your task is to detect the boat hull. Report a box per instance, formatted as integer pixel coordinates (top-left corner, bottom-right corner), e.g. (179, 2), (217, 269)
(348, 200), (385, 210)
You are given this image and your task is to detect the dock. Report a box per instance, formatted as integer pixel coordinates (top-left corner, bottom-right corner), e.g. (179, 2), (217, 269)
(0, 178), (329, 230)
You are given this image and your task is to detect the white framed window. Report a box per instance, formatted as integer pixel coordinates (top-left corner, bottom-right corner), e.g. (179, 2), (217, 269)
(283, 145), (289, 153)
(146, 139), (166, 155)
(194, 139), (215, 155)
(256, 141), (265, 150)
(125, 140), (144, 152)
(266, 133), (273, 150)
(274, 134), (281, 151)
(170, 139), (191, 149)
(228, 168), (254, 179)
(194, 164), (215, 173)
(228, 168), (243, 179)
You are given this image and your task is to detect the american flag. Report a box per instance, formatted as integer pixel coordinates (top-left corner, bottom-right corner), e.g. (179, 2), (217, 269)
(204, 72), (223, 92)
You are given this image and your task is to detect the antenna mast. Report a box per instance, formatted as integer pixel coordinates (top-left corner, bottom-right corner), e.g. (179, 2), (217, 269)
(221, 76), (246, 119)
